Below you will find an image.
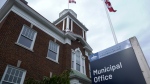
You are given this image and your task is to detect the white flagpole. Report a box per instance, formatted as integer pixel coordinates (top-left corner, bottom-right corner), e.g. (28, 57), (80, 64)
(68, 0), (69, 9)
(102, 0), (118, 44)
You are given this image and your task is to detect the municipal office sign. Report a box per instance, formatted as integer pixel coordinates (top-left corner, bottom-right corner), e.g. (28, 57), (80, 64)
(89, 40), (147, 84)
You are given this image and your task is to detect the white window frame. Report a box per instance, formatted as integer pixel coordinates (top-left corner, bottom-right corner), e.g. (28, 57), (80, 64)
(16, 25), (37, 51)
(82, 56), (86, 74)
(71, 48), (86, 75)
(0, 65), (26, 84)
(46, 40), (60, 63)
(71, 19), (73, 32)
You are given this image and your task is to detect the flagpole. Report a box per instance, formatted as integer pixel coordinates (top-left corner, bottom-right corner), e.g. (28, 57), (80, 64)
(102, 0), (118, 44)
(68, 0), (69, 9)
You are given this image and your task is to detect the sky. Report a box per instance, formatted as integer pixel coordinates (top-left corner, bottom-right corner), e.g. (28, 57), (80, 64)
(0, 0), (150, 67)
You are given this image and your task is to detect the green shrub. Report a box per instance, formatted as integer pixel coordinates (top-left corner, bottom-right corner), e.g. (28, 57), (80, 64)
(24, 69), (72, 84)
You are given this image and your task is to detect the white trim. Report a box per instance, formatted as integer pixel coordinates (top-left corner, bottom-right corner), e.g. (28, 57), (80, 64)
(15, 42), (34, 52)
(65, 38), (71, 45)
(0, 65), (26, 84)
(46, 57), (59, 64)
(0, 9), (11, 23)
(17, 60), (22, 67)
(82, 56), (86, 75)
(55, 16), (67, 25)
(82, 30), (84, 38)
(66, 16), (69, 31)
(72, 50), (76, 69)
(50, 72), (52, 78)
(71, 20), (73, 32)
(11, 6), (65, 44)
(30, 23), (33, 28)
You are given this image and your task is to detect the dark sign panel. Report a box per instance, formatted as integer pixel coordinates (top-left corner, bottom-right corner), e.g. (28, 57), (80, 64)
(89, 40), (146, 84)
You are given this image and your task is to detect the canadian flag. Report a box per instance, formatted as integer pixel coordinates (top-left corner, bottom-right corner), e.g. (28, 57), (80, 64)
(69, 0), (76, 4)
(104, 0), (116, 12)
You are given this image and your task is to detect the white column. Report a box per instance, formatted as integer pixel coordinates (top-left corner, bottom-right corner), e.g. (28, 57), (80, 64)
(66, 16), (69, 32)
(62, 20), (65, 31)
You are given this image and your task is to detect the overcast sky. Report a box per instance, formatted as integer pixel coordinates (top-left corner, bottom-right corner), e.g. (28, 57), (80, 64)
(1, 0), (150, 67)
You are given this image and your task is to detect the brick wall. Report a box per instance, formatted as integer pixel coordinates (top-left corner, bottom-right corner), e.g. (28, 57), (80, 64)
(0, 11), (68, 80)
(0, 11), (90, 81)
(55, 21), (63, 31)
(73, 22), (83, 37)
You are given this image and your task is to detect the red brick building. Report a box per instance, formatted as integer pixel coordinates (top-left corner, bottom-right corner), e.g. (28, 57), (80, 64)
(0, 0), (92, 84)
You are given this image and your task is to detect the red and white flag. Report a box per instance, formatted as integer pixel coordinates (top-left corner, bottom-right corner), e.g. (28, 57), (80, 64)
(69, 0), (76, 4)
(104, 0), (116, 12)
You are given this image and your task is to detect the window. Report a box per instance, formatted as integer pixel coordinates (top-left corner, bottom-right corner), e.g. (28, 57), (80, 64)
(76, 51), (80, 71)
(0, 65), (26, 84)
(71, 48), (86, 74)
(47, 41), (59, 62)
(71, 53), (74, 68)
(16, 25), (37, 50)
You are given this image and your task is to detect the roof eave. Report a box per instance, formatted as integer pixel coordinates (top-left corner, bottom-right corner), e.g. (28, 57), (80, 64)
(0, 0), (65, 38)
(0, 0), (15, 22)
(14, 0), (65, 37)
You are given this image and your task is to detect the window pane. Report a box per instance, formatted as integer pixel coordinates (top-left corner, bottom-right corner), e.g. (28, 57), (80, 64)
(49, 41), (58, 53)
(76, 64), (80, 71)
(72, 54), (74, 60)
(6, 68), (12, 74)
(82, 66), (84, 73)
(18, 36), (32, 48)
(22, 27), (27, 36)
(76, 51), (80, 56)
(4, 74), (9, 81)
(17, 78), (21, 83)
(26, 29), (30, 38)
(13, 77), (17, 83)
(50, 43), (53, 51)
(82, 58), (84, 66)
(76, 55), (80, 64)
(8, 75), (13, 82)
(25, 28), (29, 37)
(53, 44), (56, 52)
(11, 69), (15, 75)
(2, 81), (13, 84)
(15, 70), (19, 77)
(30, 31), (35, 40)
(76, 51), (80, 64)
(71, 61), (74, 68)
(48, 50), (57, 60)
(19, 71), (23, 77)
